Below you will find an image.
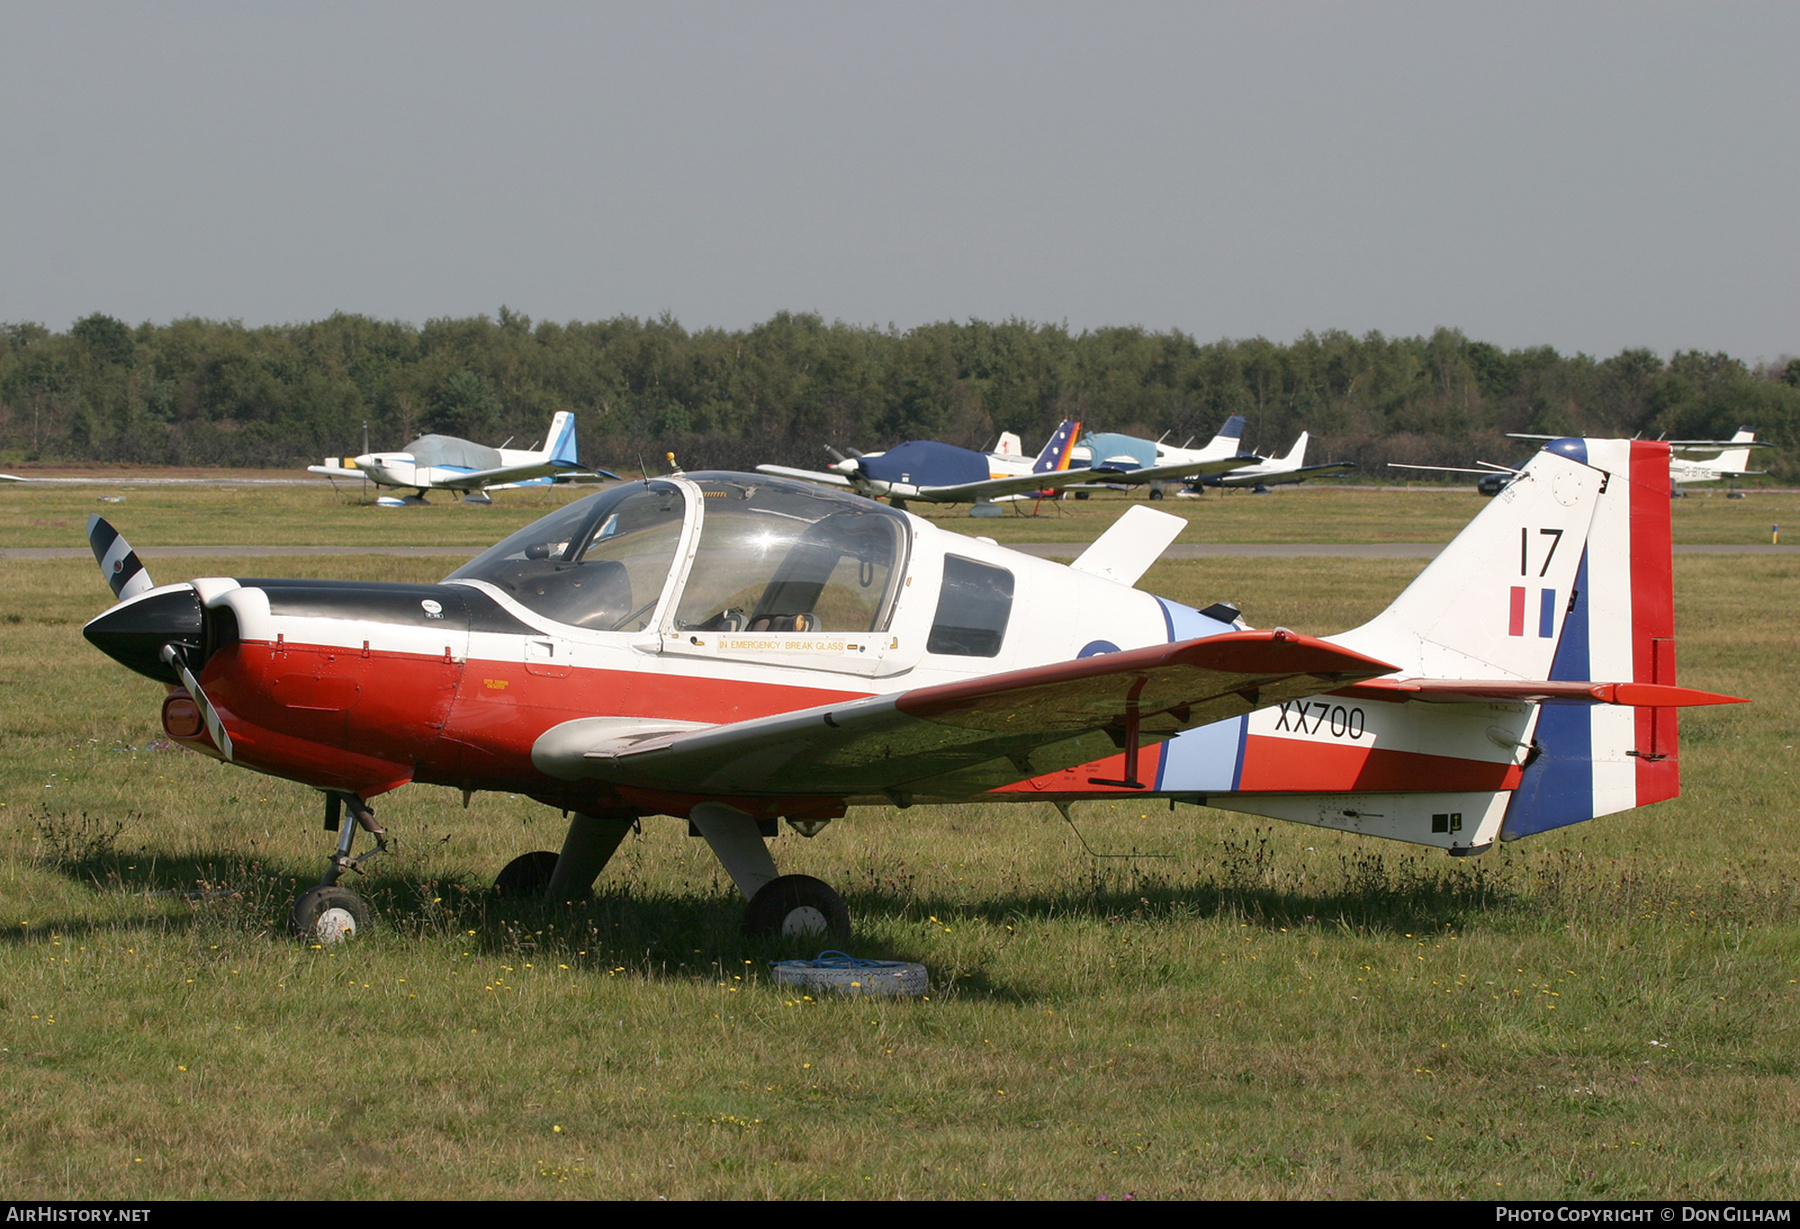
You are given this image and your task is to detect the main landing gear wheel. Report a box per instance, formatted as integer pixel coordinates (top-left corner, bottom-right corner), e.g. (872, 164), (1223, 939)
(289, 885), (370, 946)
(743, 875), (851, 943)
(493, 850), (560, 901)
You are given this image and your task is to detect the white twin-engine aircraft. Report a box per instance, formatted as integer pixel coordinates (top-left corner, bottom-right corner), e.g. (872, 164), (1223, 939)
(308, 410), (617, 505)
(85, 437), (1741, 944)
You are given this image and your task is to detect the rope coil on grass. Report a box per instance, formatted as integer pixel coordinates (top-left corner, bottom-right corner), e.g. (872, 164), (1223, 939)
(770, 951), (930, 997)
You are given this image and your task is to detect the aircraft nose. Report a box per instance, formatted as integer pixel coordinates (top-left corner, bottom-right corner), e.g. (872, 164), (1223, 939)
(83, 585), (203, 683)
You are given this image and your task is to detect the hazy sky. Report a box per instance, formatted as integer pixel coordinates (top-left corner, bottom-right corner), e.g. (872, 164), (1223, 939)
(4, 2), (1795, 360)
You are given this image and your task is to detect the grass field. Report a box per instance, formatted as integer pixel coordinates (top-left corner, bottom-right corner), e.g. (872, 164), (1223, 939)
(3, 476), (1796, 550)
(0, 486), (1795, 1199)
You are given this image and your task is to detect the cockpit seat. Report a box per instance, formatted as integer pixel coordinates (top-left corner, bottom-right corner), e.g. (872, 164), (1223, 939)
(748, 613), (820, 633)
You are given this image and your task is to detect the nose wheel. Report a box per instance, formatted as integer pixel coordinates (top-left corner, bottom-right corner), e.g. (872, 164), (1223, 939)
(290, 791), (387, 944)
(289, 884), (371, 945)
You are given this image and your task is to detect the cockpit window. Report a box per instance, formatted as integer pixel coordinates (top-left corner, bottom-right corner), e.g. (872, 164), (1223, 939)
(444, 482), (685, 630)
(673, 476), (908, 634)
(927, 556), (1014, 656)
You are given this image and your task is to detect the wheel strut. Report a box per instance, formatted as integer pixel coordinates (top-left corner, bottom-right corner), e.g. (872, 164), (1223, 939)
(319, 791), (388, 886)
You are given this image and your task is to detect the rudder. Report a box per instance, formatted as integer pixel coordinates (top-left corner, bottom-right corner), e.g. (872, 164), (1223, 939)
(1501, 439), (1680, 837)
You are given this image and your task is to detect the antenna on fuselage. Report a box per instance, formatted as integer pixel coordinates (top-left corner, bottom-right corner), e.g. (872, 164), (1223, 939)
(1051, 802), (1173, 860)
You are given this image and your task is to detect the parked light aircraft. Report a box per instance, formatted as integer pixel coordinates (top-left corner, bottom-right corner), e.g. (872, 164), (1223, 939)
(308, 411), (618, 504)
(1186, 432), (1355, 492)
(1666, 430), (1770, 486)
(1074, 415), (1251, 499)
(1509, 428), (1770, 491)
(759, 420), (1254, 510)
(755, 421), (1091, 509)
(1070, 415), (1342, 498)
(1079, 424), (1353, 496)
(83, 438), (1741, 944)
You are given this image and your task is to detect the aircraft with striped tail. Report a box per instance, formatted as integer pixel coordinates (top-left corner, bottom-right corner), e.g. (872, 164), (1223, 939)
(81, 437), (1741, 945)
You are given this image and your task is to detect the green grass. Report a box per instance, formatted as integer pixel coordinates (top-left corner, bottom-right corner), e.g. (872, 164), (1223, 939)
(0, 527), (1794, 1196)
(5, 477), (1795, 550)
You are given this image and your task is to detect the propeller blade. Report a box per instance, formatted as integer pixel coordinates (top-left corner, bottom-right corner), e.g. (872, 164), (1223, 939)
(160, 643), (234, 762)
(87, 515), (154, 601)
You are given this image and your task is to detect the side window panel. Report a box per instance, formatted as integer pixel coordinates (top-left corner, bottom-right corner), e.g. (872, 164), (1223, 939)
(928, 556), (1014, 657)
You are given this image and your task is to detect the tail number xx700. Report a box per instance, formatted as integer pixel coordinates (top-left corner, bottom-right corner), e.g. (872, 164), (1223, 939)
(1272, 700), (1367, 740)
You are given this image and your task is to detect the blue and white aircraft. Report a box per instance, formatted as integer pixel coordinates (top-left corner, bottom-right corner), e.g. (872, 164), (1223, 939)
(308, 411), (618, 505)
(762, 421), (1254, 510)
(757, 421), (1091, 510)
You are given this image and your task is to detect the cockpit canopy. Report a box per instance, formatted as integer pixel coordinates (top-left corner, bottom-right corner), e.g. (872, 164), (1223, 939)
(402, 434), (504, 471)
(445, 474), (910, 635)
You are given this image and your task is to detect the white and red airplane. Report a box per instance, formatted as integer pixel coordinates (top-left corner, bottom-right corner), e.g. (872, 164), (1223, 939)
(83, 437), (1741, 944)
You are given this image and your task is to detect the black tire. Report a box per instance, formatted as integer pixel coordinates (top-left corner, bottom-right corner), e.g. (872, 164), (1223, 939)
(493, 850), (560, 901)
(289, 885), (370, 945)
(743, 874), (851, 943)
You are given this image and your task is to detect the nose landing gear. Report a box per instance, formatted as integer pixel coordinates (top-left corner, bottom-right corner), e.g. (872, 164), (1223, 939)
(288, 791), (387, 944)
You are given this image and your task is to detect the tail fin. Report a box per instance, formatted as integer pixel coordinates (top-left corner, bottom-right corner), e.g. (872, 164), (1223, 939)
(1031, 420), (1082, 473)
(544, 412), (579, 467)
(1333, 439), (1687, 836)
(1209, 415), (1246, 450)
(992, 431), (1022, 458)
(1501, 440), (1684, 835)
(1279, 432), (1308, 467)
(1333, 438), (1610, 681)
(1707, 428), (1754, 474)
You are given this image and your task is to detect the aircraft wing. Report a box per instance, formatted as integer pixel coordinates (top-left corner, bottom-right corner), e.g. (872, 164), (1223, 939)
(1213, 461), (1356, 486)
(307, 464), (365, 480)
(430, 460), (592, 491)
(532, 630), (1396, 800)
(915, 455), (1257, 502)
(1079, 455), (1259, 488)
(754, 464), (855, 488)
(552, 469), (624, 484)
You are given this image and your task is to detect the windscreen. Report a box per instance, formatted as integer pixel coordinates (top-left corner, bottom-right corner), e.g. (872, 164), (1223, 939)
(444, 481), (686, 630)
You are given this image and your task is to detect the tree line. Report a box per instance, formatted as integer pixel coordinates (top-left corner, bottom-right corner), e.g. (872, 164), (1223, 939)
(2, 309), (1795, 481)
